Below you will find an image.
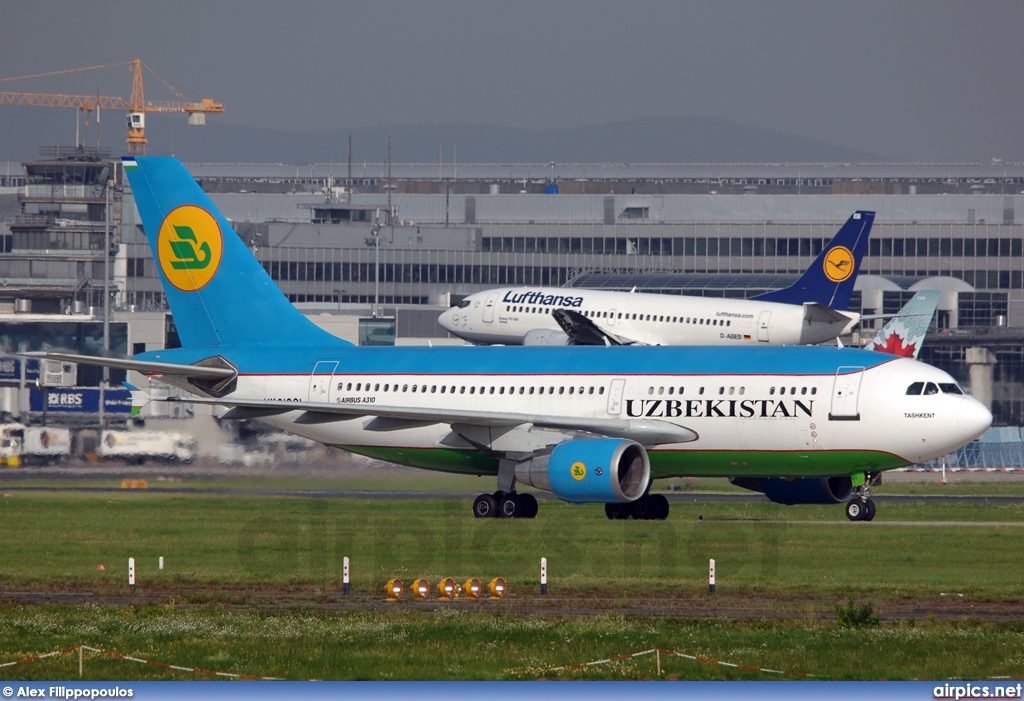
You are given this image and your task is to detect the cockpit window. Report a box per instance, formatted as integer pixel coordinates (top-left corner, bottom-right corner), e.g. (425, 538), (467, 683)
(939, 383), (964, 395)
(906, 382), (924, 395)
(457, 300), (471, 309)
(923, 382), (939, 395)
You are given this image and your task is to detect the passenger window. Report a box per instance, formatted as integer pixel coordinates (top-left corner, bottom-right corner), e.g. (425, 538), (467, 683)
(599, 387), (605, 394)
(811, 387), (817, 395)
(770, 387), (776, 395)
(924, 382), (939, 395)
(940, 383), (964, 395)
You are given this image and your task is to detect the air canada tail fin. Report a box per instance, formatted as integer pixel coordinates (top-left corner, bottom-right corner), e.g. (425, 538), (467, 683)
(868, 290), (940, 359)
(753, 211), (874, 310)
(123, 157), (345, 348)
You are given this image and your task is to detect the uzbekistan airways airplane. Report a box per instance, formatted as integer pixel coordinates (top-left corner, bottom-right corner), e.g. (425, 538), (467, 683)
(28, 158), (990, 522)
(437, 211), (874, 347)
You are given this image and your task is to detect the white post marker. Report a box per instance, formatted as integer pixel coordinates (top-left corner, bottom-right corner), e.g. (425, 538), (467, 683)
(159, 556), (164, 571)
(540, 557), (548, 596)
(709, 558), (716, 594)
(128, 557), (136, 591)
(343, 556), (350, 596)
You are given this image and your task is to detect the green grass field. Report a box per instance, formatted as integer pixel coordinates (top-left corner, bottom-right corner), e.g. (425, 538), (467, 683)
(1, 486), (1023, 680)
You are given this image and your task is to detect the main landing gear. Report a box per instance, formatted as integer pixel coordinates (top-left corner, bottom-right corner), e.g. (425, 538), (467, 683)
(604, 493), (670, 520)
(845, 471), (879, 521)
(473, 491), (538, 519)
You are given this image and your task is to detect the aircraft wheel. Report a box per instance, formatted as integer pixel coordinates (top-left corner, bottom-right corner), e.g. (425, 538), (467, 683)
(499, 494), (519, 518)
(605, 503), (629, 520)
(518, 493), (539, 519)
(864, 498), (877, 522)
(651, 493), (670, 520)
(845, 499), (866, 521)
(632, 495), (653, 520)
(473, 494), (499, 518)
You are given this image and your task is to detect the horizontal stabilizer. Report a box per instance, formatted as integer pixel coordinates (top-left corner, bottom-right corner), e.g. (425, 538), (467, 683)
(802, 302), (858, 325)
(20, 351), (235, 380)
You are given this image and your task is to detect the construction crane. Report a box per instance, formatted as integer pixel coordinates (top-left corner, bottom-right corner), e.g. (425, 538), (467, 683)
(0, 59), (224, 155)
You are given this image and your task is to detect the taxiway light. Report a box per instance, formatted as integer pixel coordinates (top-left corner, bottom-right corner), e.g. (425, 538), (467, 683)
(488, 577), (507, 598)
(412, 578), (431, 599)
(463, 578), (482, 598)
(385, 578), (404, 600)
(438, 577), (458, 599)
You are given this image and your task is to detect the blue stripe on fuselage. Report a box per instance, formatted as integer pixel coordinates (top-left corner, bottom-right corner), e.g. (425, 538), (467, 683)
(137, 344), (893, 378)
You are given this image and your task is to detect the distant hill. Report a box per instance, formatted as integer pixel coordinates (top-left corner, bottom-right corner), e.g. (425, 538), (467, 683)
(0, 108), (883, 163)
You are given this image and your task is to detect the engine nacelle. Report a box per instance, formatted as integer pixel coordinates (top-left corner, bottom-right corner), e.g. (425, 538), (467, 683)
(730, 476), (854, 505)
(515, 438), (650, 503)
(523, 328), (569, 346)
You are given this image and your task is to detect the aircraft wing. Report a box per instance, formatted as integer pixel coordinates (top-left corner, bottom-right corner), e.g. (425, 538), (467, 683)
(170, 395), (698, 446)
(19, 351), (236, 381)
(551, 309), (641, 346)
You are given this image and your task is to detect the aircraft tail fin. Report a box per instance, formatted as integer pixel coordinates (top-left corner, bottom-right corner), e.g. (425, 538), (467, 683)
(122, 156), (346, 348)
(753, 211), (874, 310)
(868, 290), (940, 359)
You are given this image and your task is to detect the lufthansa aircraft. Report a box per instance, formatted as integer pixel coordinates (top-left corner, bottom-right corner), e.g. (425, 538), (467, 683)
(27, 158), (991, 522)
(438, 212), (874, 346)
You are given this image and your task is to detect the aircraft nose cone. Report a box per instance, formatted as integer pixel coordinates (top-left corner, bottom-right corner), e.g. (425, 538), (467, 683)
(957, 399), (992, 442)
(437, 308), (454, 332)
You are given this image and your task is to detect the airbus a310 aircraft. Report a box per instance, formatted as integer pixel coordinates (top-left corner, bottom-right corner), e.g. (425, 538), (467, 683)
(438, 211), (874, 347)
(27, 158), (990, 522)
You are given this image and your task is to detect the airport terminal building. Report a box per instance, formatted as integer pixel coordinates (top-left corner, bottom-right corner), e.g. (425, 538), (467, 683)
(2, 149), (1024, 429)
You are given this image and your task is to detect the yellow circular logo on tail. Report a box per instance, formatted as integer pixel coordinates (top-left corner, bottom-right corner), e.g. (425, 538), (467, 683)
(823, 245), (855, 283)
(571, 462), (586, 481)
(157, 205), (223, 292)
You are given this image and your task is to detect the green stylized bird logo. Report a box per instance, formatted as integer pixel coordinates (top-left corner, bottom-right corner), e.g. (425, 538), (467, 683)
(168, 225), (213, 270)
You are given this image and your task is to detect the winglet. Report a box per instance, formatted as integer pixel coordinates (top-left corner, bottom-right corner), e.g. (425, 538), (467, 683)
(753, 211), (874, 310)
(122, 382), (151, 417)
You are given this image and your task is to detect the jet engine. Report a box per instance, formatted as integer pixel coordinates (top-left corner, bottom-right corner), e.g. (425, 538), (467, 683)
(730, 476), (854, 505)
(515, 438), (650, 503)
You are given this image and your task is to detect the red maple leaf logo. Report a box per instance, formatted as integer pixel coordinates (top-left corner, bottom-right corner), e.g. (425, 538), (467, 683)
(872, 331), (917, 358)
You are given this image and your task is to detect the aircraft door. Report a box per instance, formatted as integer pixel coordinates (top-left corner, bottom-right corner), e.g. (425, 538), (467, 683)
(308, 361), (339, 402)
(607, 378), (626, 416)
(757, 311), (771, 342)
(608, 309), (617, 327)
(482, 293), (498, 323)
(829, 366), (864, 420)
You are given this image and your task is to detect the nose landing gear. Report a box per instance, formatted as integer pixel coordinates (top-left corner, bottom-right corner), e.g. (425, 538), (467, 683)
(845, 471), (879, 521)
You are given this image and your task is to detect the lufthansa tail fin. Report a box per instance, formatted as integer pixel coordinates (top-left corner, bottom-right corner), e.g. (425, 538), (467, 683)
(753, 211), (874, 310)
(868, 290), (940, 359)
(123, 156), (346, 348)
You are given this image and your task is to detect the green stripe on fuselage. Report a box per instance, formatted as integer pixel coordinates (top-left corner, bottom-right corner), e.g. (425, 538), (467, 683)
(334, 445), (909, 479)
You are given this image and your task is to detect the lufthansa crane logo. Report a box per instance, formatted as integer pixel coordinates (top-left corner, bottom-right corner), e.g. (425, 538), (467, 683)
(823, 245), (855, 283)
(571, 462), (586, 481)
(157, 205), (223, 292)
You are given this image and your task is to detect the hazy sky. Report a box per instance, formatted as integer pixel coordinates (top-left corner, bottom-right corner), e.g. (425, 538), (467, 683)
(2, 0), (1023, 161)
